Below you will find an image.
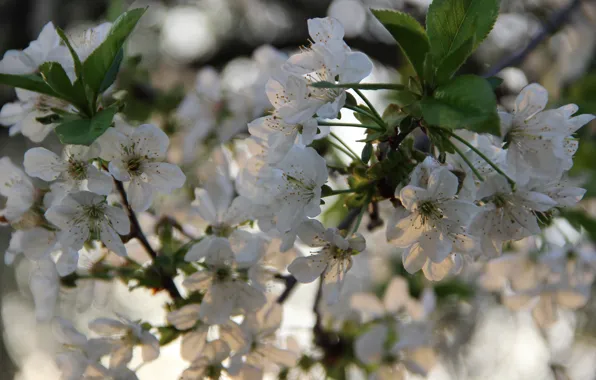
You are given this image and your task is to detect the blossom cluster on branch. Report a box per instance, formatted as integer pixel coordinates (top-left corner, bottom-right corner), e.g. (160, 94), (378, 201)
(0, 2), (595, 380)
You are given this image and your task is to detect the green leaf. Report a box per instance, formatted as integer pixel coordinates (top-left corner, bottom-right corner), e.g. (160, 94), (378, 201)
(426, 0), (500, 63)
(421, 75), (500, 136)
(55, 105), (118, 145)
(423, 53), (435, 87)
(56, 28), (84, 78)
(100, 48), (124, 93)
(434, 35), (475, 85)
(371, 9), (430, 80)
(158, 325), (182, 346)
(0, 73), (61, 98)
(39, 62), (92, 114)
(361, 142), (373, 164)
(38, 62), (76, 99)
(83, 8), (146, 96)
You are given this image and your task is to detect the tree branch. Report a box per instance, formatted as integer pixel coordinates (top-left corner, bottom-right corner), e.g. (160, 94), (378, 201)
(483, 0), (582, 78)
(113, 179), (182, 300)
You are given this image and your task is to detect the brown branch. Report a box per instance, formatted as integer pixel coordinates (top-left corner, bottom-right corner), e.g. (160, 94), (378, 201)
(484, 0), (582, 78)
(113, 179), (182, 300)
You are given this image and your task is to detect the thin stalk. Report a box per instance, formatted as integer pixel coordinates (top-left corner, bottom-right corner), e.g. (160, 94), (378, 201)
(310, 81), (407, 91)
(322, 188), (358, 197)
(328, 140), (358, 161)
(354, 88), (384, 127)
(330, 132), (360, 161)
(443, 129), (516, 190)
(317, 120), (383, 131)
(441, 132), (485, 182)
(351, 201), (368, 235)
(344, 104), (385, 127)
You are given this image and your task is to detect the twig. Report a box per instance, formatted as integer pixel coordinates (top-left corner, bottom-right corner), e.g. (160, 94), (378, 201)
(484, 0), (582, 77)
(113, 179), (182, 300)
(276, 275), (298, 304)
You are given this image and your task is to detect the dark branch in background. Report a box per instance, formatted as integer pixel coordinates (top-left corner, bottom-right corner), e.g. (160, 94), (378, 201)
(483, 0), (582, 78)
(113, 179), (182, 300)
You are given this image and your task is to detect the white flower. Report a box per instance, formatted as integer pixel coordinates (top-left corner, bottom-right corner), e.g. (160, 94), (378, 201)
(98, 123), (186, 212)
(88, 316), (160, 368)
(0, 88), (71, 142)
(70, 22), (112, 62)
(469, 174), (557, 257)
(30, 258), (60, 321)
(279, 17), (373, 121)
(266, 73), (321, 125)
(227, 302), (298, 377)
(387, 167), (478, 277)
(0, 157), (37, 222)
(166, 304), (211, 362)
(248, 114), (319, 163)
(53, 317), (112, 380)
(350, 276), (434, 322)
(500, 84), (595, 182)
(183, 237), (266, 324)
(24, 144), (113, 197)
(45, 191), (130, 256)
(0, 22), (69, 74)
(288, 219), (365, 304)
(181, 340), (231, 380)
(256, 145), (328, 233)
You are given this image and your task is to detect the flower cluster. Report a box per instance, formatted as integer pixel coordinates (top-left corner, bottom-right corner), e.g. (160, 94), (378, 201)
(0, 5), (595, 380)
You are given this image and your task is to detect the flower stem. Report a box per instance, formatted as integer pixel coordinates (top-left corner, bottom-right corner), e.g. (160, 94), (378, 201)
(317, 120), (383, 131)
(330, 132), (360, 161)
(440, 132), (485, 182)
(344, 104), (385, 128)
(310, 81), (407, 91)
(354, 88), (385, 128)
(351, 204), (367, 235)
(442, 129), (516, 190)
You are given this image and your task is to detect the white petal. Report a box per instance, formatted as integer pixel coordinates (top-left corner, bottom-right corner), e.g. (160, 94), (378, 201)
(142, 162), (186, 193)
(354, 325), (387, 365)
(128, 177), (154, 212)
(287, 254), (327, 283)
(23, 147), (66, 181)
(132, 124), (169, 160)
(99, 223), (127, 257)
(85, 165), (113, 195)
(167, 304), (202, 330)
(104, 205), (130, 235)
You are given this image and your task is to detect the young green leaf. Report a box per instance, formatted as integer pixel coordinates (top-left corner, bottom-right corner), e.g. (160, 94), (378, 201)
(55, 105), (118, 145)
(82, 8), (146, 96)
(426, 0), (499, 64)
(361, 142), (373, 164)
(371, 9), (430, 80)
(421, 75), (500, 136)
(434, 35), (475, 85)
(0, 73), (61, 98)
(55, 27), (84, 78)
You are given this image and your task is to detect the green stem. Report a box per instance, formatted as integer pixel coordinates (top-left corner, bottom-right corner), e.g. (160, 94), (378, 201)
(330, 132), (360, 161)
(441, 132), (485, 182)
(351, 202), (367, 235)
(442, 128), (516, 190)
(317, 121), (383, 131)
(328, 140), (359, 161)
(310, 81), (407, 91)
(328, 188), (357, 196)
(344, 104), (385, 127)
(354, 88), (385, 127)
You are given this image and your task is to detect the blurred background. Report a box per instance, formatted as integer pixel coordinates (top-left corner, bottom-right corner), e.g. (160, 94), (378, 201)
(1, 0), (596, 379)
